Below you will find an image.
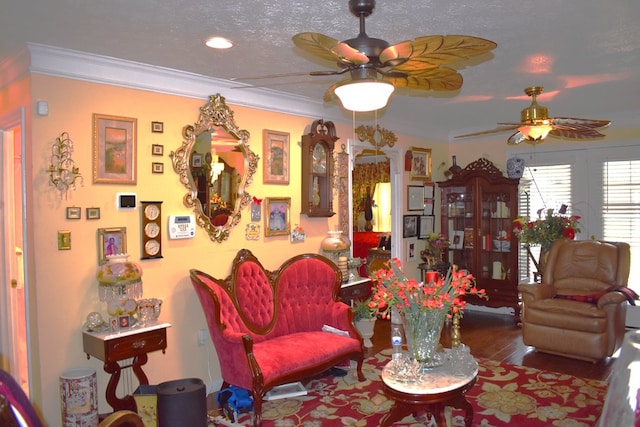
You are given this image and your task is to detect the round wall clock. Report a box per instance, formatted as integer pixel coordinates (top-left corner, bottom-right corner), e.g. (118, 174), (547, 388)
(141, 201), (163, 259)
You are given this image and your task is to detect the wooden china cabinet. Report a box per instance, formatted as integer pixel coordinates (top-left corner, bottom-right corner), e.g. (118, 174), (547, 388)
(437, 158), (521, 323)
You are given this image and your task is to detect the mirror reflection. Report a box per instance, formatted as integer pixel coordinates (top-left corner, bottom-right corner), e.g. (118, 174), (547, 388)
(171, 94), (258, 242)
(352, 149), (391, 232)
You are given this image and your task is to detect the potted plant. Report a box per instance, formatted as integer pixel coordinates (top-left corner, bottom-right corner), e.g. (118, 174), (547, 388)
(352, 298), (377, 348)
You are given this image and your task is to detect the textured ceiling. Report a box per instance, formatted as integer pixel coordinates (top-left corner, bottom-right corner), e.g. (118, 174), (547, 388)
(2, 0), (639, 141)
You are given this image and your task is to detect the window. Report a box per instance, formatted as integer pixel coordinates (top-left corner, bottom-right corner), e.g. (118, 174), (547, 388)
(517, 163), (573, 282)
(603, 160), (640, 292)
(511, 143), (640, 291)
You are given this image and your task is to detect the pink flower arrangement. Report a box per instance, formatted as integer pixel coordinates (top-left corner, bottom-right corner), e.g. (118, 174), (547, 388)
(369, 258), (487, 319)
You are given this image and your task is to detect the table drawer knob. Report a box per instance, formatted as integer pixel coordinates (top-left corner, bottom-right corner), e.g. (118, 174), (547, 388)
(131, 340), (146, 349)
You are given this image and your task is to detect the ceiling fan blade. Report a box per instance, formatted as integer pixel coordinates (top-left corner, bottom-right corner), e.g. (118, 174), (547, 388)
(507, 131), (526, 145)
(231, 71), (329, 81)
(293, 32), (368, 66)
(380, 35), (497, 75)
(386, 67), (462, 91)
(455, 125), (520, 139)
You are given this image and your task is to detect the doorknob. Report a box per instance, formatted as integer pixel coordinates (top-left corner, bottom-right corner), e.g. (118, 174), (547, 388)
(11, 279), (18, 288)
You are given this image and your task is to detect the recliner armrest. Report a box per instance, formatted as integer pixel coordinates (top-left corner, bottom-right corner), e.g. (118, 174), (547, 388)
(597, 291), (628, 308)
(518, 282), (556, 301)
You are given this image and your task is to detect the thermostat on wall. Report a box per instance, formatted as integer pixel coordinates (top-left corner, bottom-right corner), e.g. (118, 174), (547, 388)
(116, 193), (137, 209)
(168, 214), (196, 239)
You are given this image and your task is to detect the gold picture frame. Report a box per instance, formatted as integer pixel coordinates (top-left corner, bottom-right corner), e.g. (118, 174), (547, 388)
(58, 231), (71, 250)
(409, 147), (432, 181)
(265, 197), (291, 236)
(92, 114), (137, 184)
(263, 129), (290, 185)
(97, 227), (127, 265)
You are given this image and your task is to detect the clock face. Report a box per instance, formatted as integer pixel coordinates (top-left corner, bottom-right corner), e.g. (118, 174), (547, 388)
(144, 239), (160, 256)
(144, 204), (160, 221)
(312, 144), (327, 174)
(144, 221), (160, 238)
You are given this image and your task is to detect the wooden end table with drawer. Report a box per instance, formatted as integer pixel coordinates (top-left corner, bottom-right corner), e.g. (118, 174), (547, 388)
(83, 322), (171, 412)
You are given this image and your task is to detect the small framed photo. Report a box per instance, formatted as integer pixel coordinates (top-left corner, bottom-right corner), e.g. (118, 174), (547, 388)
(92, 113), (137, 185)
(86, 207), (101, 220)
(409, 147), (432, 181)
(151, 144), (164, 156)
(450, 230), (464, 250)
(118, 315), (130, 329)
(58, 231), (71, 250)
(66, 207), (81, 220)
(418, 215), (434, 239)
(407, 240), (417, 262)
(265, 197), (291, 237)
(97, 227), (127, 264)
(407, 186), (424, 211)
(152, 162), (164, 174)
(423, 182), (435, 199)
(151, 121), (164, 133)
(403, 215), (419, 238)
(263, 129), (290, 185)
(192, 153), (202, 168)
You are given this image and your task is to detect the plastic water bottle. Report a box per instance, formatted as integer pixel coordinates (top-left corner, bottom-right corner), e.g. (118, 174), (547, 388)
(391, 307), (404, 359)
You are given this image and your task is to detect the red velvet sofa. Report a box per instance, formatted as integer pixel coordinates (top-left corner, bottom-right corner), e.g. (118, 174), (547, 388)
(190, 249), (365, 427)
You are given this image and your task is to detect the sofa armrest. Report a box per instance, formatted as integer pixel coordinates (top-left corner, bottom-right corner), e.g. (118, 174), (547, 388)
(518, 282), (556, 303)
(325, 302), (361, 339)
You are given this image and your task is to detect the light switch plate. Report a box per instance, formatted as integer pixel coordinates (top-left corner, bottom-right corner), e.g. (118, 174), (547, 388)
(36, 100), (48, 116)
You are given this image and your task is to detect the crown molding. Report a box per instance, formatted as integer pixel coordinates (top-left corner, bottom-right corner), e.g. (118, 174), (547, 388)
(22, 43), (344, 123)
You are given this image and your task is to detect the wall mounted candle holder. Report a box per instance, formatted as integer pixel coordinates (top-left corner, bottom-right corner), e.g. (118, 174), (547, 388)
(48, 132), (83, 198)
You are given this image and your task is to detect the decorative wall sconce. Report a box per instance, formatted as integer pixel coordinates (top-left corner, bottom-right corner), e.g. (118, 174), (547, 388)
(48, 132), (83, 198)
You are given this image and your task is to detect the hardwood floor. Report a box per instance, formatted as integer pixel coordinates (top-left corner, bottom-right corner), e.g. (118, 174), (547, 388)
(366, 309), (617, 382)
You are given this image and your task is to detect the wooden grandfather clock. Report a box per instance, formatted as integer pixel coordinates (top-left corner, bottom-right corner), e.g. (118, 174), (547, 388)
(301, 119), (338, 217)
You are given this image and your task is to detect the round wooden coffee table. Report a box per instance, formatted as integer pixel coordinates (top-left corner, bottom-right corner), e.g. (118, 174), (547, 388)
(380, 358), (477, 427)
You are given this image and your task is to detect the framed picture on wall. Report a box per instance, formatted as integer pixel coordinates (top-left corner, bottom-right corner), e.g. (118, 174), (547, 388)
(407, 185), (424, 211)
(97, 227), (127, 264)
(92, 114), (137, 184)
(263, 129), (290, 185)
(264, 197), (291, 236)
(418, 215), (434, 239)
(409, 147), (432, 181)
(403, 215), (419, 238)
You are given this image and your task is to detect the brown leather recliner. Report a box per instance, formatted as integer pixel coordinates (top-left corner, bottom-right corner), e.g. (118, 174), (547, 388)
(518, 240), (631, 362)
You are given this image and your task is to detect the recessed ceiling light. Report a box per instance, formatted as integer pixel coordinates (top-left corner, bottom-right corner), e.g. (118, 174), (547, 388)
(205, 37), (234, 49)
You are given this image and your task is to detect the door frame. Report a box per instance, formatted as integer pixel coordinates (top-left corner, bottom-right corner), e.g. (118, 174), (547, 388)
(0, 107), (31, 392)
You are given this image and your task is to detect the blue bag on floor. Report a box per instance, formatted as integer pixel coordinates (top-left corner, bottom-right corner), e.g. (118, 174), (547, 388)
(215, 386), (253, 422)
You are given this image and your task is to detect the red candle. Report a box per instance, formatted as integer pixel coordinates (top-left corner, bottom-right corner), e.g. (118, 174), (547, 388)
(426, 271), (439, 284)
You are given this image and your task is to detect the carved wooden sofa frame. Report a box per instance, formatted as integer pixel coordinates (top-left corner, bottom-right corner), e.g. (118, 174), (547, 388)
(190, 249), (365, 426)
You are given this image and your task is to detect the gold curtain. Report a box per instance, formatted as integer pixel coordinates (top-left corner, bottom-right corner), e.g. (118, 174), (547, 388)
(352, 160), (391, 227)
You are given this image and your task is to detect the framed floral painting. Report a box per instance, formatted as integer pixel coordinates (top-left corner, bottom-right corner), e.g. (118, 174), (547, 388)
(263, 130), (290, 184)
(92, 114), (137, 184)
(409, 147), (432, 181)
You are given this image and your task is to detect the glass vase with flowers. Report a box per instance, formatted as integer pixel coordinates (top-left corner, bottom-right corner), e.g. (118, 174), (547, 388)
(513, 207), (581, 274)
(370, 259), (486, 369)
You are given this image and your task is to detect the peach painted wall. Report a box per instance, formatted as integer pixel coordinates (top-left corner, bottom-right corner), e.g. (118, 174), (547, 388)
(26, 74), (448, 424)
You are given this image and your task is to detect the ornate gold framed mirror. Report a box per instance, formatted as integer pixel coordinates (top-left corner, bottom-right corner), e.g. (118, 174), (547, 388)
(171, 94), (259, 243)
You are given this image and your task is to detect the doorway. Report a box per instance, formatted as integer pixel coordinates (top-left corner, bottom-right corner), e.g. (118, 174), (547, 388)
(348, 138), (402, 261)
(0, 107), (29, 393)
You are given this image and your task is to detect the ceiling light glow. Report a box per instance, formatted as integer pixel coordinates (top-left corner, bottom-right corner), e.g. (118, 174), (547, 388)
(206, 37), (234, 49)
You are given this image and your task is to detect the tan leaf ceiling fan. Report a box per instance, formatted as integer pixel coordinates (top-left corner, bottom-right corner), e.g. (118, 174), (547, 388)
(455, 86), (611, 145)
(234, 0), (497, 112)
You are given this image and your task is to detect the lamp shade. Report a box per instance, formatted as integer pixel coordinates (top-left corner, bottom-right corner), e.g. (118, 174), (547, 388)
(518, 123), (553, 142)
(334, 80), (394, 112)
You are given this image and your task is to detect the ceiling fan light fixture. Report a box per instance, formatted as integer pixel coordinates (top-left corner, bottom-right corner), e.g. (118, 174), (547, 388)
(334, 80), (394, 112)
(518, 123), (553, 141)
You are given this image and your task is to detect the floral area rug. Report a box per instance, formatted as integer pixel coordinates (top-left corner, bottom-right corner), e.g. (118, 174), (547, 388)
(210, 349), (607, 427)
